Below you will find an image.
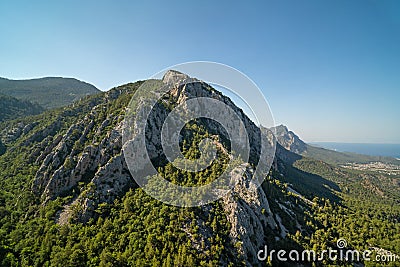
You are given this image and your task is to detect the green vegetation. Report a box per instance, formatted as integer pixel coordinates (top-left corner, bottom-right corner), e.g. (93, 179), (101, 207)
(0, 77), (100, 109)
(0, 189), (235, 267)
(0, 94), (44, 122)
(0, 82), (241, 266)
(0, 79), (399, 266)
(272, 156), (400, 266)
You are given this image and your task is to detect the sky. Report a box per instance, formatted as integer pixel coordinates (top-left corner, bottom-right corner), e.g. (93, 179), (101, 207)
(0, 0), (399, 143)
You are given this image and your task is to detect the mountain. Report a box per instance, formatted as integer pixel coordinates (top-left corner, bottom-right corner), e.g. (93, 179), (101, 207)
(272, 125), (307, 154)
(272, 124), (400, 166)
(0, 71), (399, 266)
(0, 94), (44, 122)
(0, 77), (100, 109)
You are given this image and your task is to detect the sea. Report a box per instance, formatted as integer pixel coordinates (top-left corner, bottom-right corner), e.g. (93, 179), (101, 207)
(309, 142), (400, 159)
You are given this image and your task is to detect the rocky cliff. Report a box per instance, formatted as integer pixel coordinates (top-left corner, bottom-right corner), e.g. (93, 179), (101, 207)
(1, 72), (313, 266)
(272, 124), (307, 154)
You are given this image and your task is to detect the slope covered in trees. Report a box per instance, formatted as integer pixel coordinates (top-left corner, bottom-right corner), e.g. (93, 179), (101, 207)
(0, 76), (399, 266)
(0, 94), (44, 122)
(0, 77), (100, 109)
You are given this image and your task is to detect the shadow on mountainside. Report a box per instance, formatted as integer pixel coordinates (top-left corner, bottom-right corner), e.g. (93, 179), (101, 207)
(276, 144), (342, 203)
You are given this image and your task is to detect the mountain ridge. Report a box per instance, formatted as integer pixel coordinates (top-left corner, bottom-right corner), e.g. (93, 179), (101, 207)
(272, 124), (400, 166)
(0, 71), (399, 266)
(0, 76), (100, 109)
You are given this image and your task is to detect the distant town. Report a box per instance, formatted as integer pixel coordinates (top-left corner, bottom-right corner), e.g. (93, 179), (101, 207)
(341, 162), (400, 176)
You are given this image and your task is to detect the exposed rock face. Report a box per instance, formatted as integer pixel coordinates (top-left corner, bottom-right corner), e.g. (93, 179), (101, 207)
(162, 69), (192, 85)
(32, 113), (132, 205)
(163, 70), (265, 167)
(72, 153), (133, 223)
(27, 71), (298, 264)
(223, 165), (277, 266)
(31, 88), (135, 221)
(32, 122), (87, 198)
(1, 121), (37, 143)
(160, 71), (280, 264)
(272, 124), (307, 154)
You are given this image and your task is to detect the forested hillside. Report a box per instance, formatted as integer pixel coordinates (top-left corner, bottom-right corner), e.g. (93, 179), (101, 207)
(0, 77), (100, 109)
(0, 73), (399, 266)
(0, 94), (44, 122)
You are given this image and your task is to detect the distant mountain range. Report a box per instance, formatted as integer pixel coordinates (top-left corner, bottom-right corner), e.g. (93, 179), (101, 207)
(272, 124), (400, 165)
(0, 77), (100, 110)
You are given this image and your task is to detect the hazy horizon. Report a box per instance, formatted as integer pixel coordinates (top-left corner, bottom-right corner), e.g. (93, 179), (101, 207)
(310, 141), (400, 158)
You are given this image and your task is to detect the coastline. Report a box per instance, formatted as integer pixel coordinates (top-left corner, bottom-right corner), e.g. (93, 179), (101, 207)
(310, 142), (400, 159)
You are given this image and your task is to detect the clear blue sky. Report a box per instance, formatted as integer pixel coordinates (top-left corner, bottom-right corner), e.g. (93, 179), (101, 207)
(0, 0), (399, 143)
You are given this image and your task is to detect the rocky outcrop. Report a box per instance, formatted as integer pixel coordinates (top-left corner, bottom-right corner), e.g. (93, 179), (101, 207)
(161, 71), (282, 265)
(26, 71), (299, 264)
(1, 121), (39, 143)
(33, 117), (127, 197)
(69, 153), (133, 223)
(163, 70), (266, 167)
(223, 165), (278, 266)
(1, 122), (25, 142)
(162, 69), (192, 85)
(272, 124), (307, 154)
(26, 84), (139, 223)
(32, 122), (86, 198)
(32, 98), (127, 197)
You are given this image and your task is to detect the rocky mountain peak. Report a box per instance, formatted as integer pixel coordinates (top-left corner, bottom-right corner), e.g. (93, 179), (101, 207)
(7, 75), (291, 265)
(273, 124), (289, 133)
(162, 69), (192, 85)
(272, 124), (307, 154)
